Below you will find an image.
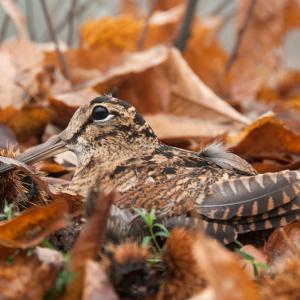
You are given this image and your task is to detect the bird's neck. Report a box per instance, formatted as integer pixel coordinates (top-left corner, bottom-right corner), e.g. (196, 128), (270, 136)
(65, 138), (161, 198)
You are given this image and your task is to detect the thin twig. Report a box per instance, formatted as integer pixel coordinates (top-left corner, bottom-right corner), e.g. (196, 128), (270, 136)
(137, 0), (158, 50)
(174, 0), (199, 53)
(25, 0), (36, 40)
(40, 0), (70, 79)
(0, 13), (10, 42)
(43, 0), (94, 40)
(67, 0), (77, 46)
(225, 0), (257, 73)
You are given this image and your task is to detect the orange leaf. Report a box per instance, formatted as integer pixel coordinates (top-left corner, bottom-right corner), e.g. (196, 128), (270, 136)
(228, 114), (300, 159)
(82, 260), (118, 300)
(0, 197), (69, 249)
(0, 252), (59, 300)
(265, 221), (300, 265)
(193, 237), (259, 300)
(62, 191), (114, 300)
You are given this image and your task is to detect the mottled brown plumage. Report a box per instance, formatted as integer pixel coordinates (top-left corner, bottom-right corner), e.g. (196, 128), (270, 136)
(1, 96), (300, 243)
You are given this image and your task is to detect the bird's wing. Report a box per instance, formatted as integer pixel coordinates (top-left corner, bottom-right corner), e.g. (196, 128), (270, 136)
(165, 216), (238, 244)
(199, 170), (300, 219)
(198, 142), (257, 175)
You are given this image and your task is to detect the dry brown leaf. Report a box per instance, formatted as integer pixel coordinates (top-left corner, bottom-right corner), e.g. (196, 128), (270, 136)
(155, 0), (185, 11)
(119, 0), (141, 16)
(193, 237), (259, 300)
(118, 65), (171, 114)
(227, 0), (300, 101)
(49, 88), (99, 127)
(0, 124), (17, 148)
(0, 39), (44, 109)
(80, 8), (182, 51)
(4, 106), (54, 143)
(37, 161), (68, 174)
(227, 113), (300, 160)
(0, 197), (69, 249)
(79, 46), (168, 92)
(63, 191), (113, 300)
(265, 221), (300, 266)
(165, 48), (249, 124)
(82, 260), (119, 300)
(184, 16), (228, 94)
(145, 114), (228, 139)
(44, 6), (182, 84)
(0, 252), (59, 300)
(258, 252), (300, 300)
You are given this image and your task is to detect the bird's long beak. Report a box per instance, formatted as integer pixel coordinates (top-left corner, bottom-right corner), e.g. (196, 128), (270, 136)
(0, 130), (67, 174)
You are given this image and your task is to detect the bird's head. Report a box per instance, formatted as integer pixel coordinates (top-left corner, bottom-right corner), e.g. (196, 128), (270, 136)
(9, 96), (159, 170)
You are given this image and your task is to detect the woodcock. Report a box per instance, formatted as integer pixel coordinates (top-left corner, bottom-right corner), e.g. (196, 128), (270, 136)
(1, 95), (300, 244)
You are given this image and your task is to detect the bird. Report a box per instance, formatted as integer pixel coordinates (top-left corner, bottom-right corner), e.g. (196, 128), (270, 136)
(1, 95), (300, 244)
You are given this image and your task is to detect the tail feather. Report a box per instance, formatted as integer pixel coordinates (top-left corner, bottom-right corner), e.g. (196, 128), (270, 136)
(234, 210), (300, 233)
(199, 170), (300, 220)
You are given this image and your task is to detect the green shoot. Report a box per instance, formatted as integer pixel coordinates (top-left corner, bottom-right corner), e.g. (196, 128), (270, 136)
(133, 208), (169, 252)
(6, 250), (20, 265)
(44, 253), (75, 300)
(234, 241), (269, 277)
(0, 202), (14, 221)
(41, 239), (55, 250)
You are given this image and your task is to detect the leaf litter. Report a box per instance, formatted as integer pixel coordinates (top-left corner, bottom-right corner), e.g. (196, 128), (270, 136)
(1, 0), (300, 299)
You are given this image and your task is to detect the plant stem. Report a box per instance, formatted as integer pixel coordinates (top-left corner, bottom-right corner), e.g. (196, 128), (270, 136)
(225, 0), (257, 73)
(137, 0), (158, 50)
(174, 0), (199, 53)
(67, 0), (77, 46)
(40, 0), (70, 79)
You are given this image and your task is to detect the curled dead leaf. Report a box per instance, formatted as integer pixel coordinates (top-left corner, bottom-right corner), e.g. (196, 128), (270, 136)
(227, 114), (300, 160)
(0, 197), (69, 249)
(265, 221), (300, 266)
(165, 48), (249, 124)
(193, 236), (259, 300)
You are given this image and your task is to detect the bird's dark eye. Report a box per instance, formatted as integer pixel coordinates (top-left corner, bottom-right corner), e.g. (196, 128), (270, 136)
(91, 106), (109, 121)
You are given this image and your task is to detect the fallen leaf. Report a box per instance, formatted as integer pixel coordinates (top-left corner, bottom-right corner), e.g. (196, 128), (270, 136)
(145, 114), (228, 139)
(165, 48), (249, 124)
(118, 65), (171, 114)
(155, 0), (185, 11)
(257, 251), (300, 300)
(265, 221), (300, 266)
(0, 124), (17, 149)
(78, 45), (168, 91)
(227, 113), (300, 161)
(0, 252), (59, 300)
(119, 0), (140, 16)
(193, 236), (259, 300)
(5, 106), (54, 143)
(184, 16), (229, 94)
(49, 88), (99, 127)
(62, 189), (114, 300)
(0, 197), (69, 249)
(0, 39), (44, 109)
(227, 0), (300, 101)
(37, 161), (69, 174)
(82, 259), (119, 300)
